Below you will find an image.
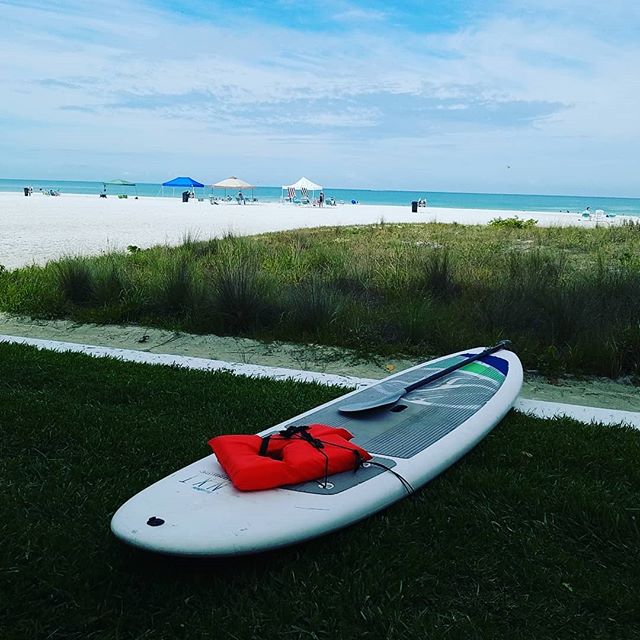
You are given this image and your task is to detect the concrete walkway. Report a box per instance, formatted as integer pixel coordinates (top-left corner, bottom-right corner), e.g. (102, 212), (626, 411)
(2, 313), (640, 413)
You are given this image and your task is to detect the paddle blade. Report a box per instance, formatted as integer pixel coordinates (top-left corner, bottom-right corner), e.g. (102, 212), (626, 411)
(338, 342), (512, 414)
(338, 380), (407, 414)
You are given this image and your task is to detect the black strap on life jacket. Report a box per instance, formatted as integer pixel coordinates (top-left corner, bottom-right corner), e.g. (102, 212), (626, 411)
(258, 425), (324, 457)
(258, 425), (414, 494)
(278, 425), (323, 448)
(258, 435), (271, 457)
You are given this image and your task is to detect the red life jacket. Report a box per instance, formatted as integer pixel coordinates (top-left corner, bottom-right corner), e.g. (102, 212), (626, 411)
(209, 424), (372, 491)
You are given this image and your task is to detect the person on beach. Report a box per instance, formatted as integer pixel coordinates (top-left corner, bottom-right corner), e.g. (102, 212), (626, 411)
(319, 191), (324, 207)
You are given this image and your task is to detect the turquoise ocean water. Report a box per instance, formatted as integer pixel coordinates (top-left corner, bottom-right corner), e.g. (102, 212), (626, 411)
(1, 178), (639, 217)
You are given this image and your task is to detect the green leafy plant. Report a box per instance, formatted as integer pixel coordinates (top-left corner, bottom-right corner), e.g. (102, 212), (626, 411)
(489, 216), (538, 228)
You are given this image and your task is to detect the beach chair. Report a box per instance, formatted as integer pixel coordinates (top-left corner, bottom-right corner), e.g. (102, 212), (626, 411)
(287, 187), (297, 202)
(593, 209), (607, 224)
(300, 187), (310, 204)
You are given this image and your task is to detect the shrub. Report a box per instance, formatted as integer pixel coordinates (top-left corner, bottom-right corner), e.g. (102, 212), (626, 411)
(489, 216), (538, 229)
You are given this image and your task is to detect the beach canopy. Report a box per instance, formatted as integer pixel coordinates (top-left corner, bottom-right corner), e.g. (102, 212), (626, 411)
(162, 176), (205, 188)
(104, 178), (136, 186)
(213, 176), (254, 189)
(103, 178), (138, 196)
(283, 177), (323, 191)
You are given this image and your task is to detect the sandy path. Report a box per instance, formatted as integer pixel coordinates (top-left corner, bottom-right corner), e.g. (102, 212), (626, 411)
(1, 313), (638, 412)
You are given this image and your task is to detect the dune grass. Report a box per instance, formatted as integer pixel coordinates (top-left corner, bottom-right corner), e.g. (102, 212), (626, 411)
(1, 222), (640, 377)
(1, 343), (640, 639)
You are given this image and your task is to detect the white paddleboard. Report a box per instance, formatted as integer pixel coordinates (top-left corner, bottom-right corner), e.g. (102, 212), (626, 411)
(111, 346), (523, 556)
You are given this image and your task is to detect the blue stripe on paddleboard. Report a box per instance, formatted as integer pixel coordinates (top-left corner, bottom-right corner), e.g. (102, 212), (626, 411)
(462, 354), (509, 376)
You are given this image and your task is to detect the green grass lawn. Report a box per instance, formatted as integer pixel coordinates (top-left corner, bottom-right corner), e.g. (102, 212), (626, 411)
(1, 343), (640, 640)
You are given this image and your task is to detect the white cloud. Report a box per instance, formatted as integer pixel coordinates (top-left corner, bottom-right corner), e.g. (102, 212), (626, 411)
(332, 8), (387, 22)
(0, 0), (639, 194)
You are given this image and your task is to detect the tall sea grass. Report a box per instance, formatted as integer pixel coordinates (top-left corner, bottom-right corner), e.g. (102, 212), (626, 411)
(55, 258), (95, 306)
(91, 260), (127, 307)
(418, 249), (459, 300)
(207, 253), (272, 331)
(1, 224), (639, 377)
(161, 256), (196, 315)
(283, 276), (343, 336)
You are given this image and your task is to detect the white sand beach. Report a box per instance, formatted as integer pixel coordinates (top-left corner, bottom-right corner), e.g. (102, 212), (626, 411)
(0, 191), (631, 270)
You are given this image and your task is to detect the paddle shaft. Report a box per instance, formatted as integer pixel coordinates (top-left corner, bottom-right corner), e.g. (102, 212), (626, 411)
(403, 340), (512, 395)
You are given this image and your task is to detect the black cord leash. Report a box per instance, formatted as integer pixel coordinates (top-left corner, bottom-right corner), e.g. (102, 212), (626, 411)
(363, 461), (415, 495)
(261, 425), (414, 494)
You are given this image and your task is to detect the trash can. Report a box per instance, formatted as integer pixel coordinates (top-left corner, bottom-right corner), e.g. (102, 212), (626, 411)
(24, 187), (30, 196)
(411, 200), (418, 213)
(182, 191), (190, 202)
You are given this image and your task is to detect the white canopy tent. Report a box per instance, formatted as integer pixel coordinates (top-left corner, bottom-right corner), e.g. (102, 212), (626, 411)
(281, 176), (323, 202)
(213, 176), (255, 201)
(213, 176), (254, 189)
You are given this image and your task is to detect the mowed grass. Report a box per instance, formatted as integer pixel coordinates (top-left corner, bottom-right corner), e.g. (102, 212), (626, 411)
(1, 343), (639, 640)
(1, 222), (640, 378)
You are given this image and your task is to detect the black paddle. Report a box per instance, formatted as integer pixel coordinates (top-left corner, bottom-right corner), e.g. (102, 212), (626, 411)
(338, 340), (512, 414)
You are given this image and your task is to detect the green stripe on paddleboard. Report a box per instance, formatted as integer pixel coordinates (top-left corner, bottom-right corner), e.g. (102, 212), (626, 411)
(462, 361), (505, 382)
(426, 356), (505, 382)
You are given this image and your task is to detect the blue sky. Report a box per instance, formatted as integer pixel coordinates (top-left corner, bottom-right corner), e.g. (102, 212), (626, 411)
(1, 0), (639, 195)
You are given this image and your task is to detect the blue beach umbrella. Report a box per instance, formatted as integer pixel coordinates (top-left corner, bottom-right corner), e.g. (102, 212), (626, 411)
(162, 177), (205, 188)
(161, 176), (205, 197)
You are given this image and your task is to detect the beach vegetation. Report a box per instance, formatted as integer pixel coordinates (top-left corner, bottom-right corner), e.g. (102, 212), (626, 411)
(2, 343), (639, 639)
(208, 252), (273, 332)
(91, 259), (128, 308)
(55, 258), (95, 306)
(489, 216), (538, 228)
(1, 222), (639, 377)
(417, 248), (459, 300)
(283, 275), (344, 336)
(153, 254), (197, 316)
